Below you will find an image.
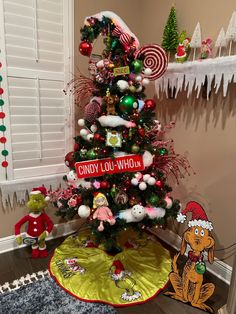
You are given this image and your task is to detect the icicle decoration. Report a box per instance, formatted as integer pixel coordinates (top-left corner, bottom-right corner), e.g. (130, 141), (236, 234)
(64, 74), (95, 106)
(0, 174), (66, 209)
(0, 270), (49, 294)
(155, 56), (236, 99)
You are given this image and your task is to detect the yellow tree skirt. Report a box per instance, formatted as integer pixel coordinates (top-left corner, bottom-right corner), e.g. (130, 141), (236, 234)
(49, 230), (171, 307)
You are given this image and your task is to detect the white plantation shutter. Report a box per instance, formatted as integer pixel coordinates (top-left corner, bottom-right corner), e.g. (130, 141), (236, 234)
(0, 0), (74, 180)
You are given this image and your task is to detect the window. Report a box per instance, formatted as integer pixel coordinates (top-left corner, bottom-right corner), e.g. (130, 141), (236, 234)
(0, 0), (74, 181)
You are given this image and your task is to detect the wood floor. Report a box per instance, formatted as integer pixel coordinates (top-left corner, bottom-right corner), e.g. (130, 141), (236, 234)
(0, 236), (228, 314)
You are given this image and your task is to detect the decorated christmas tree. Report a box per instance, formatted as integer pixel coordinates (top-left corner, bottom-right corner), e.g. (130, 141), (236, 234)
(51, 11), (190, 253)
(161, 5), (179, 55)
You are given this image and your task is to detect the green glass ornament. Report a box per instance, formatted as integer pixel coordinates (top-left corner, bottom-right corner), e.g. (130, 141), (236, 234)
(0, 76), (2, 82)
(86, 149), (97, 160)
(0, 125), (6, 132)
(159, 147), (168, 155)
(195, 261), (206, 275)
(110, 185), (117, 198)
(0, 99), (4, 106)
(148, 194), (159, 205)
(118, 95), (138, 114)
(131, 60), (143, 74)
(111, 38), (119, 51)
(131, 144), (140, 153)
(1, 149), (8, 156)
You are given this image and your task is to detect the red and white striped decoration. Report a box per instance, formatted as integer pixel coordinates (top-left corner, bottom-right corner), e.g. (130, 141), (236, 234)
(134, 44), (168, 81)
(112, 26), (133, 47)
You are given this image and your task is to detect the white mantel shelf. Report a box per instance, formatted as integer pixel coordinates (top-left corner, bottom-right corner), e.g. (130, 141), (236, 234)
(155, 56), (236, 99)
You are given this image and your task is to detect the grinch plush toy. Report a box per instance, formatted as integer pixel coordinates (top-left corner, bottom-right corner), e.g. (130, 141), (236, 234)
(15, 186), (54, 258)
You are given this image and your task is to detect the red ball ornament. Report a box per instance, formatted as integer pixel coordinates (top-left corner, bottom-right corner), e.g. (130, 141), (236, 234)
(0, 112), (5, 119)
(79, 41), (92, 56)
(144, 99), (156, 111)
(65, 151), (75, 168)
(0, 88), (4, 95)
(155, 180), (164, 188)
(124, 179), (131, 188)
(138, 126), (145, 138)
(0, 136), (6, 144)
(77, 195), (83, 205)
(2, 160), (8, 167)
(74, 142), (80, 151)
(100, 181), (110, 189)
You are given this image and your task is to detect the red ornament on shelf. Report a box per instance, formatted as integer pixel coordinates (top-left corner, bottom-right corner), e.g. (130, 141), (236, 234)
(79, 41), (92, 56)
(144, 99), (156, 111)
(0, 88), (4, 95)
(65, 151), (75, 168)
(155, 180), (164, 188)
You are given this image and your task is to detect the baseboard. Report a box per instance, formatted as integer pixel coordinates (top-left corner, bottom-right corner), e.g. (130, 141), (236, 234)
(149, 228), (232, 285)
(0, 219), (80, 254)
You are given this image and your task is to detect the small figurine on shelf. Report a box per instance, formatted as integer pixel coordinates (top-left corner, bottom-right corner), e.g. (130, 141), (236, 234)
(200, 38), (213, 59)
(93, 192), (116, 231)
(175, 31), (191, 63)
(14, 186), (54, 258)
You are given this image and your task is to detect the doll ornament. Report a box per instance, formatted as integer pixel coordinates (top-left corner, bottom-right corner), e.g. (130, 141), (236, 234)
(93, 193), (116, 231)
(14, 187), (54, 258)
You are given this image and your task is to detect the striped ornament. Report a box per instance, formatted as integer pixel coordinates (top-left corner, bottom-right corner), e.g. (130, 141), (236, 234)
(112, 26), (133, 47)
(134, 44), (168, 81)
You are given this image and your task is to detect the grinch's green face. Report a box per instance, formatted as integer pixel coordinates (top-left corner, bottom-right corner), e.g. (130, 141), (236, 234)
(27, 194), (46, 213)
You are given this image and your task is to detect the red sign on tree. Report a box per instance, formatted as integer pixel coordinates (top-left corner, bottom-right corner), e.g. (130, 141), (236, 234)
(75, 154), (144, 179)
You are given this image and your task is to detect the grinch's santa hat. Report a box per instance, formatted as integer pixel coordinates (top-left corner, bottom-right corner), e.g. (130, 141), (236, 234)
(111, 260), (127, 280)
(177, 201), (213, 231)
(30, 186), (50, 201)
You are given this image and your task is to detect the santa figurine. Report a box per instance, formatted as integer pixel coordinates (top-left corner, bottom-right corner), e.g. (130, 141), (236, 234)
(14, 186), (54, 258)
(93, 192), (116, 231)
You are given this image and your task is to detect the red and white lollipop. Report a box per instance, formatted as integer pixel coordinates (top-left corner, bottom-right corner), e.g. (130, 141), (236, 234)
(134, 44), (168, 80)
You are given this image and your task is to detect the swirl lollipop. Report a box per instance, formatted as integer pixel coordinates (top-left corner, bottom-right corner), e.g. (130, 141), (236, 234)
(134, 44), (168, 80)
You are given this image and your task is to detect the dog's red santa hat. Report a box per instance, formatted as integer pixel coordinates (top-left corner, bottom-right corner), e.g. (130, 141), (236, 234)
(177, 201), (213, 231)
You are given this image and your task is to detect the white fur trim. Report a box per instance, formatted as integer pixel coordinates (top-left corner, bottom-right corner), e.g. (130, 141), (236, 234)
(176, 212), (186, 223)
(39, 245), (46, 250)
(29, 213), (41, 218)
(30, 191), (41, 195)
(121, 291), (141, 301)
(111, 270), (131, 281)
(111, 271), (125, 280)
(188, 219), (213, 231)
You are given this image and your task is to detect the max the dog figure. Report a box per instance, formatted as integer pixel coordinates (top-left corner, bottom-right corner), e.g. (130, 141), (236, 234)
(165, 201), (215, 313)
